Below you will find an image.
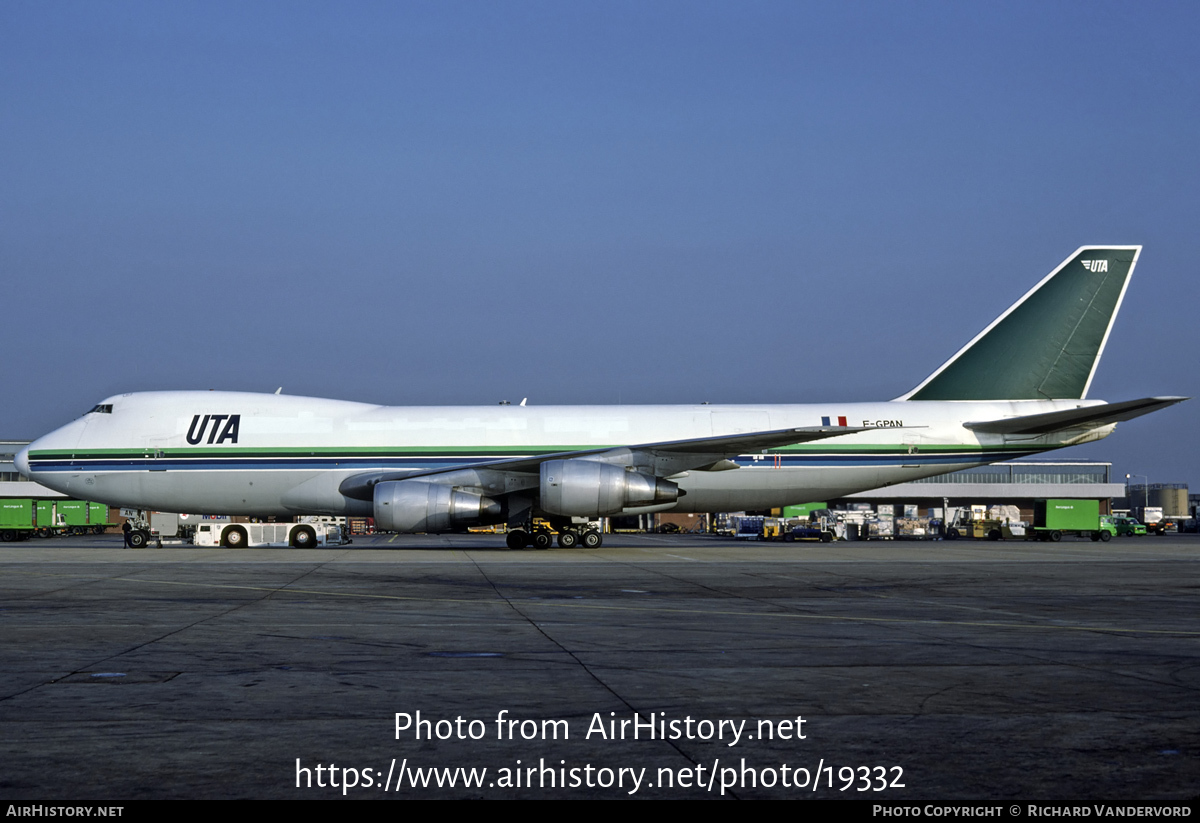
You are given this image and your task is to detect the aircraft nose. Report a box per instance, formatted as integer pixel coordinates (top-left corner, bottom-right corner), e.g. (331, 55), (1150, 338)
(14, 445), (30, 477)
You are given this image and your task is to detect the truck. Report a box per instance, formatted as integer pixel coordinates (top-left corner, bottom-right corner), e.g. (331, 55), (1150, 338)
(54, 501), (113, 535)
(0, 499), (111, 541)
(1029, 499), (1115, 542)
(1132, 506), (1165, 533)
(0, 499), (37, 541)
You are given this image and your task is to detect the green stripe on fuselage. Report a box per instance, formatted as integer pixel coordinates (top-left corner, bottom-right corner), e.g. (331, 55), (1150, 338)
(28, 442), (1031, 461)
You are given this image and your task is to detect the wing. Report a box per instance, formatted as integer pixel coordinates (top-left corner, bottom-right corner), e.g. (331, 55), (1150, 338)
(338, 425), (870, 500)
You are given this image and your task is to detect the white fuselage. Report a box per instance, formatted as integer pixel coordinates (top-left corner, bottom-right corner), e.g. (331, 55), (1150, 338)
(17, 391), (1111, 517)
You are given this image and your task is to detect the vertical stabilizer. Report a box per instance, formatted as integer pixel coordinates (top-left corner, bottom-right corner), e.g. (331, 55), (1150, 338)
(898, 246), (1140, 401)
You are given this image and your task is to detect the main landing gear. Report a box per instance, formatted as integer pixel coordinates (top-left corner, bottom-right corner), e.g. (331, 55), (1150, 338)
(505, 523), (603, 550)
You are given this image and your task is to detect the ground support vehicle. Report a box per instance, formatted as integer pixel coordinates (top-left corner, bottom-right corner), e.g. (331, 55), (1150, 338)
(943, 517), (970, 541)
(762, 517), (791, 540)
(1029, 499), (1115, 542)
(120, 510), (217, 547)
(785, 523), (835, 543)
(784, 510), (841, 543)
(193, 520), (342, 548)
(149, 512), (203, 545)
(976, 519), (1026, 540)
(945, 518), (1027, 541)
(298, 515), (352, 545)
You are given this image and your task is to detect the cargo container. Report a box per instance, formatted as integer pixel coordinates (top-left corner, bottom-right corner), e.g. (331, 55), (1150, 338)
(733, 516), (765, 540)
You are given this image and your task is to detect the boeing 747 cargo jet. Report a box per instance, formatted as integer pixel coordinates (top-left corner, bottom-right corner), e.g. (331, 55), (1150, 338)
(17, 246), (1185, 548)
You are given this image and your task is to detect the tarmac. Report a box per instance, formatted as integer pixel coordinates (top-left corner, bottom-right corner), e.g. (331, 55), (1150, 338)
(0, 532), (1197, 800)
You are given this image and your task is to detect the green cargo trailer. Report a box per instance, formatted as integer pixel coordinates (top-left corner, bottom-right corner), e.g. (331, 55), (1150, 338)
(0, 499), (37, 541)
(1030, 499), (1115, 542)
(54, 500), (112, 535)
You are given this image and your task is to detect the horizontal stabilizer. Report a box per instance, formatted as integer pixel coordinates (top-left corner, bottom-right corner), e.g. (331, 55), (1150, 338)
(964, 397), (1187, 435)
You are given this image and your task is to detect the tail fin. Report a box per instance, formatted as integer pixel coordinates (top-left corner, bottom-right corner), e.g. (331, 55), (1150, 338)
(898, 246), (1141, 401)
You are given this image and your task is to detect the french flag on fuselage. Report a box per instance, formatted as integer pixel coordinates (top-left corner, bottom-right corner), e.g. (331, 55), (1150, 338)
(821, 415), (848, 427)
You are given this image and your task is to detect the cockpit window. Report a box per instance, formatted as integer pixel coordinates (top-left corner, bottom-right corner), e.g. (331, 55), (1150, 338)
(87, 404), (113, 414)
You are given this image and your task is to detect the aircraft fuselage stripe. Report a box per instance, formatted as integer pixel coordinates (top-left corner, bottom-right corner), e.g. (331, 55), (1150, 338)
(26, 449), (1039, 472)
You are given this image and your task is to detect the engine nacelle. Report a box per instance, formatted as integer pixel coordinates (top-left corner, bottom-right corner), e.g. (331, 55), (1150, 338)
(540, 459), (679, 517)
(373, 480), (501, 533)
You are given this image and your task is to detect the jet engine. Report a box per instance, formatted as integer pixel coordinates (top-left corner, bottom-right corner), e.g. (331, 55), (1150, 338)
(540, 459), (679, 516)
(373, 480), (502, 533)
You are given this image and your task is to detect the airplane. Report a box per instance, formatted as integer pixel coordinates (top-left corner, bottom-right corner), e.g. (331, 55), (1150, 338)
(16, 245), (1185, 549)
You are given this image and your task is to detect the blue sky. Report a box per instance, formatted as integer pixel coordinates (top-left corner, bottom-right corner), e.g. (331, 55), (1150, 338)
(2, 1), (1196, 486)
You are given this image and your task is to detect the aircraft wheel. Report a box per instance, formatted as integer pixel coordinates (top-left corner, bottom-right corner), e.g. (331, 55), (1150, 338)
(290, 526), (317, 548)
(1049, 530), (1062, 542)
(222, 526), (248, 548)
(129, 530), (149, 549)
(557, 530), (579, 549)
(532, 532), (552, 550)
(506, 530), (527, 550)
(1100, 530), (1111, 542)
(582, 530), (602, 548)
